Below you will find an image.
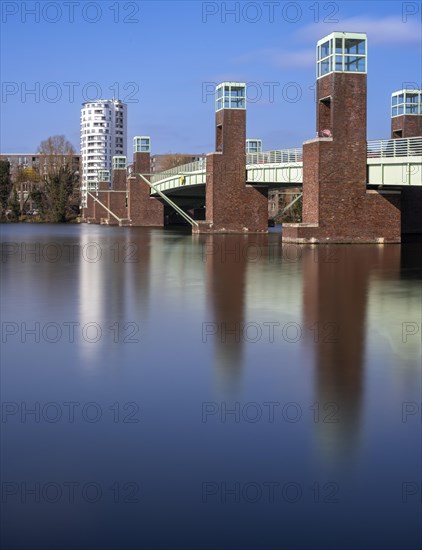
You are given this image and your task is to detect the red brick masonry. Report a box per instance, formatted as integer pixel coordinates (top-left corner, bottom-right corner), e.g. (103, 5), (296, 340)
(194, 109), (267, 233)
(283, 72), (402, 243)
(128, 152), (163, 226)
(392, 115), (422, 139)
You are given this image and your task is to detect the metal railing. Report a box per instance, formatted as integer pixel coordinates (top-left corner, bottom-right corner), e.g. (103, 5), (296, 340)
(247, 148), (303, 164)
(367, 137), (422, 158)
(150, 159), (207, 183)
(149, 137), (421, 184)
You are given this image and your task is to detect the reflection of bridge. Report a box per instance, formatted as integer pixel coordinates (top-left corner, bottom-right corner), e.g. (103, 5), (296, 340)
(149, 137), (422, 194)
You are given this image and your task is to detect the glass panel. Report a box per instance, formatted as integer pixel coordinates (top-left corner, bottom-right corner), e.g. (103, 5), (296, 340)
(321, 58), (331, 75)
(231, 87), (245, 98)
(217, 87), (222, 99)
(406, 104), (418, 114)
(406, 93), (418, 103)
(217, 99), (222, 110)
(232, 97), (245, 108)
(320, 40), (331, 59)
(345, 39), (366, 55)
(344, 55), (365, 72)
(335, 38), (342, 53)
(335, 55), (342, 71)
(392, 96), (398, 106)
(398, 105), (404, 115)
(392, 107), (398, 116)
(356, 57), (365, 71)
(398, 94), (404, 104)
(224, 99), (230, 108)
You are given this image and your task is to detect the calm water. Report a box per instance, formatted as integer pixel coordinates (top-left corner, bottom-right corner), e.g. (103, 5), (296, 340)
(1, 224), (421, 550)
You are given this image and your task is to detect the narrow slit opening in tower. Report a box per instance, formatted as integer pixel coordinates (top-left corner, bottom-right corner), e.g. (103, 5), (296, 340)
(216, 124), (223, 152)
(393, 130), (403, 139)
(319, 96), (332, 137)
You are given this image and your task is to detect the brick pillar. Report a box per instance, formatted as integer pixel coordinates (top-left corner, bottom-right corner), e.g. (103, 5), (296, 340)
(194, 109), (267, 233)
(127, 152), (163, 226)
(283, 71), (401, 243)
(391, 114), (422, 138)
(107, 168), (128, 225)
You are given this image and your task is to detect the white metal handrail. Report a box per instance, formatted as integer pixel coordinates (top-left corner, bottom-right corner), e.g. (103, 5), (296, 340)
(367, 137), (422, 158)
(150, 159), (207, 183)
(149, 137), (421, 184)
(247, 148), (303, 164)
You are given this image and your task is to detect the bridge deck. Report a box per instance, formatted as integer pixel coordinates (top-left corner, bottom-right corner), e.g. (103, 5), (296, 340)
(141, 137), (422, 194)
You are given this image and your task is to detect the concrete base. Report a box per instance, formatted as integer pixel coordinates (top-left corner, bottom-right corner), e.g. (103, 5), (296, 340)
(193, 221), (267, 234)
(282, 224), (401, 244)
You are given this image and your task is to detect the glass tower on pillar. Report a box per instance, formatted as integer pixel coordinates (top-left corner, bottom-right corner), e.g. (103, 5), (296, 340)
(246, 139), (262, 154)
(317, 32), (367, 78)
(215, 83), (246, 111)
(133, 136), (151, 153)
(391, 90), (422, 138)
(112, 156), (127, 170)
(97, 170), (110, 183)
(214, 82), (247, 154)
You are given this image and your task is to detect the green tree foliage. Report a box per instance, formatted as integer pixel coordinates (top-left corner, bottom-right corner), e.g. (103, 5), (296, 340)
(8, 188), (21, 221)
(0, 160), (12, 219)
(31, 166), (79, 223)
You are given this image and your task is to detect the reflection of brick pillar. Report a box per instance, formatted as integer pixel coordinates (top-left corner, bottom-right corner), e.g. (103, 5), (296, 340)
(283, 71), (401, 243)
(127, 152), (163, 226)
(392, 115), (422, 138)
(107, 168), (128, 225)
(301, 245), (400, 456)
(194, 109), (267, 233)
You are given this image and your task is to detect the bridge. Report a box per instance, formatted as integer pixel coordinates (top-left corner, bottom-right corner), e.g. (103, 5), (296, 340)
(83, 31), (422, 242)
(148, 137), (422, 195)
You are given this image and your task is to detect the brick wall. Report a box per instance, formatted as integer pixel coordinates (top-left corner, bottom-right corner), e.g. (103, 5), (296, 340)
(391, 115), (422, 138)
(127, 152), (163, 226)
(283, 72), (401, 243)
(195, 108), (267, 233)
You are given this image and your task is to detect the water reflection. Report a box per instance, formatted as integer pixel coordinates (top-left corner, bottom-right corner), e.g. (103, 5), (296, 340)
(301, 245), (401, 460)
(1, 225), (420, 550)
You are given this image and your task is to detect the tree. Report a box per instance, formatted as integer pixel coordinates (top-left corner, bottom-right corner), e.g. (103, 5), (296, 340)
(8, 188), (21, 221)
(30, 135), (80, 222)
(32, 166), (79, 223)
(0, 160), (12, 219)
(158, 154), (199, 172)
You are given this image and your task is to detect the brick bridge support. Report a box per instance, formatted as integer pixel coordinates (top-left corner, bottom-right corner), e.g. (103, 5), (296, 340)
(193, 88), (267, 234)
(283, 33), (401, 243)
(128, 151), (163, 226)
(104, 167), (129, 225)
(391, 99), (422, 235)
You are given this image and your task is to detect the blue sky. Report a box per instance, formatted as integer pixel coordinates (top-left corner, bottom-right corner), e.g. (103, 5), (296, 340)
(1, 0), (421, 154)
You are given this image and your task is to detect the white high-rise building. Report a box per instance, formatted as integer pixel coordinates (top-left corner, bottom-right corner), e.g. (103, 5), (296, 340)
(80, 99), (127, 206)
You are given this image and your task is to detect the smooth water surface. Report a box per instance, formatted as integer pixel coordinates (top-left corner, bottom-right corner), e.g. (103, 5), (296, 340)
(1, 224), (421, 550)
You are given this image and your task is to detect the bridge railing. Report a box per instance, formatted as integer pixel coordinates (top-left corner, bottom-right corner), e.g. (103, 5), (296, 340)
(367, 137), (422, 158)
(150, 158), (207, 183)
(247, 148), (303, 164)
